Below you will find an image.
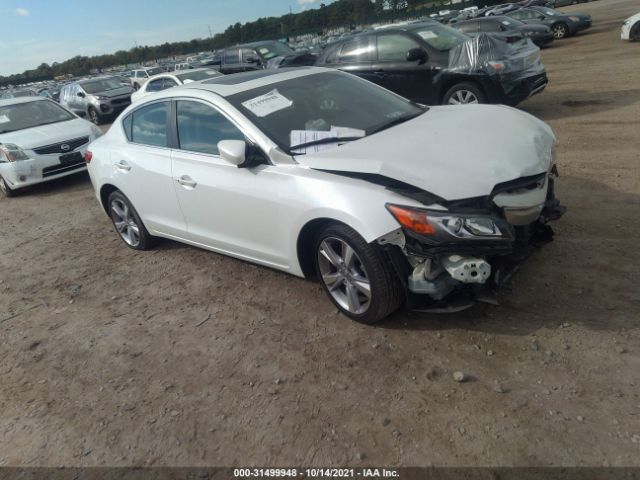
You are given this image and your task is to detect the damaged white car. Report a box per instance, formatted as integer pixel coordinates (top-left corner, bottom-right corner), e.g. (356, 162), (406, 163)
(86, 67), (564, 323)
(0, 97), (102, 197)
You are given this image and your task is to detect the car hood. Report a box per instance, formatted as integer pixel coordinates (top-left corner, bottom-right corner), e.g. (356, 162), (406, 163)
(295, 104), (555, 202)
(92, 86), (134, 98)
(0, 118), (94, 150)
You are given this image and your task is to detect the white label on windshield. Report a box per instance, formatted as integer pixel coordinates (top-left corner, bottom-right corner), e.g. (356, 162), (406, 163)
(418, 31), (438, 40)
(330, 126), (366, 138)
(242, 89), (293, 117)
(258, 48), (269, 55)
(0, 115), (9, 123)
(502, 20), (511, 25)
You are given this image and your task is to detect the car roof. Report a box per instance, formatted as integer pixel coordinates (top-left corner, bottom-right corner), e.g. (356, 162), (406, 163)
(180, 66), (331, 97)
(0, 96), (47, 107)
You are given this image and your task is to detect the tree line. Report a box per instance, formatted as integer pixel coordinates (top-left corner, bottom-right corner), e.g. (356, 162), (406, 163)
(1, 0), (497, 87)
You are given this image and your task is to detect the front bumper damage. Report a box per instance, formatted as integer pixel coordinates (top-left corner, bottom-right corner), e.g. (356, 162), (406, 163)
(378, 172), (565, 312)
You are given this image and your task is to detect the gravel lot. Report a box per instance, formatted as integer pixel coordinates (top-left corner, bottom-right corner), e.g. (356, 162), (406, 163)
(1, 0), (639, 467)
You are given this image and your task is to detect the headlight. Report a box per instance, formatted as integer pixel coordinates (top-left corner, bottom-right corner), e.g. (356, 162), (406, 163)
(0, 143), (30, 162)
(487, 61), (506, 72)
(95, 95), (108, 101)
(386, 204), (512, 242)
(569, 16), (580, 22)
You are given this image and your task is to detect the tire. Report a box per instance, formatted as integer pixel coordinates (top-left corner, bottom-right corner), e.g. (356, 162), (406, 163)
(552, 22), (569, 39)
(314, 223), (404, 324)
(107, 190), (157, 251)
(133, 83), (140, 91)
(0, 175), (16, 197)
(88, 107), (101, 125)
(631, 22), (640, 41)
(442, 82), (486, 105)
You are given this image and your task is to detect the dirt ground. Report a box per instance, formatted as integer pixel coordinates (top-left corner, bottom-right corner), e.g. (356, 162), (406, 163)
(1, 0), (639, 467)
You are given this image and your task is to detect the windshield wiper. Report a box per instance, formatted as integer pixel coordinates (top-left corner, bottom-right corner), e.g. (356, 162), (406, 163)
(368, 111), (425, 136)
(290, 136), (363, 154)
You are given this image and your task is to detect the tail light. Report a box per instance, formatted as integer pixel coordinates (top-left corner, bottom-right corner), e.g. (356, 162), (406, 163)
(84, 151), (93, 163)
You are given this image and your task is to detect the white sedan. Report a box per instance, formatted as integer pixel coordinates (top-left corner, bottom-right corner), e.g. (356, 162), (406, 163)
(621, 12), (640, 41)
(131, 69), (222, 103)
(85, 67), (564, 323)
(0, 97), (102, 196)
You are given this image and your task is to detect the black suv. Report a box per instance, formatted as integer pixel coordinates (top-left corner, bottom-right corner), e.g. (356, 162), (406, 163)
(214, 41), (317, 75)
(315, 21), (548, 106)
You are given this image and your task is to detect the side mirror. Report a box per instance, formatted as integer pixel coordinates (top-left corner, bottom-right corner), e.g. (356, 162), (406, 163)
(407, 48), (428, 64)
(218, 140), (246, 166)
(77, 91), (85, 98)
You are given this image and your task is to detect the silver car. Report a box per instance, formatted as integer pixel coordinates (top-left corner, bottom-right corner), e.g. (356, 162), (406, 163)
(59, 76), (134, 125)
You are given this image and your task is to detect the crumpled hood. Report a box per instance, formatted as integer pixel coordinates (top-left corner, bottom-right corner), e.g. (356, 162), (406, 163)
(296, 104), (555, 201)
(0, 118), (95, 150)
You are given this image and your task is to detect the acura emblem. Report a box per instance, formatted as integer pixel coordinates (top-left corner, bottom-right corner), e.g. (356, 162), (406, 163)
(60, 144), (70, 152)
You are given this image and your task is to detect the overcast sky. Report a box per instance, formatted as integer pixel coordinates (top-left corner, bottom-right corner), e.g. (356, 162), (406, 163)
(0, 0), (331, 76)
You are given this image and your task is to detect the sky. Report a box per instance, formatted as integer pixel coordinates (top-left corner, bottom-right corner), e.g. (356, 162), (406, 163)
(0, 0), (332, 76)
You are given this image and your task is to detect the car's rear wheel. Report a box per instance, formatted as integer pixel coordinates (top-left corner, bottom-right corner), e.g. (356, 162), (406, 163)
(88, 107), (101, 125)
(443, 82), (486, 105)
(314, 223), (404, 324)
(631, 22), (640, 41)
(107, 190), (156, 250)
(0, 176), (16, 197)
(552, 22), (569, 39)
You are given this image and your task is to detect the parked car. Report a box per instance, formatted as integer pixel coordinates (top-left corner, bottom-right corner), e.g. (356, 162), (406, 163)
(131, 68), (223, 103)
(315, 21), (548, 106)
(174, 63), (193, 72)
(215, 41), (317, 74)
(621, 12), (640, 41)
(0, 97), (102, 196)
(85, 67), (564, 323)
(59, 76), (134, 125)
(517, 0), (554, 7)
(510, 6), (592, 39)
(0, 88), (39, 99)
(485, 3), (522, 16)
(453, 16), (554, 47)
(129, 67), (166, 90)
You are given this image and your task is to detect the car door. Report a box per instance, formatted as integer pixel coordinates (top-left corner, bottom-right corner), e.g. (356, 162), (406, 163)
(169, 99), (290, 267)
(111, 101), (187, 237)
(373, 32), (436, 104)
(241, 48), (262, 71)
(331, 36), (377, 84)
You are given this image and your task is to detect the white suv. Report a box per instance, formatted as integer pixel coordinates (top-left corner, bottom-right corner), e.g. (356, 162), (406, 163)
(130, 67), (165, 90)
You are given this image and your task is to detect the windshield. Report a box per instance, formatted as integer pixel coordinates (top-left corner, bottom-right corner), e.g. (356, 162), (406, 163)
(80, 77), (123, 94)
(535, 7), (557, 16)
(255, 42), (295, 60)
(0, 100), (75, 134)
(176, 70), (220, 82)
(411, 23), (470, 51)
(227, 71), (425, 154)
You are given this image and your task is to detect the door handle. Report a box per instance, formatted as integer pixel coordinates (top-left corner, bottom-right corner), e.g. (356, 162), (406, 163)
(177, 175), (197, 188)
(114, 160), (131, 171)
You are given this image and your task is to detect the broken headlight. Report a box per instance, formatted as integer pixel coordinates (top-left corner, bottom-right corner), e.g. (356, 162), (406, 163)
(386, 204), (512, 242)
(0, 143), (29, 162)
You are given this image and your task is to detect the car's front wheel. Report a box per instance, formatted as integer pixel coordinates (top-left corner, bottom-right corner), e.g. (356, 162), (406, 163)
(552, 22), (569, 39)
(631, 22), (640, 41)
(88, 107), (101, 125)
(443, 82), (486, 105)
(315, 223), (404, 324)
(0, 175), (16, 197)
(107, 190), (156, 250)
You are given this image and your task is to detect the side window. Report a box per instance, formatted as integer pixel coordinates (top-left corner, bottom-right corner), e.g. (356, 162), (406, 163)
(457, 21), (478, 34)
(131, 102), (169, 147)
(338, 37), (373, 63)
(176, 101), (245, 155)
(146, 79), (163, 92)
(376, 34), (422, 62)
(122, 114), (133, 141)
(479, 21), (499, 32)
(224, 48), (240, 65)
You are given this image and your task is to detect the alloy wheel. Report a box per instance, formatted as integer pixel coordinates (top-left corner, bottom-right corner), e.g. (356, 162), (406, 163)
(111, 198), (141, 247)
(89, 109), (99, 125)
(552, 24), (567, 39)
(448, 89), (479, 105)
(317, 237), (372, 315)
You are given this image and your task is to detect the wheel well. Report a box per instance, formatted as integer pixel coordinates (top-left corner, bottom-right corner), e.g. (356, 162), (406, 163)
(99, 184), (118, 214)
(439, 78), (485, 104)
(297, 218), (347, 280)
